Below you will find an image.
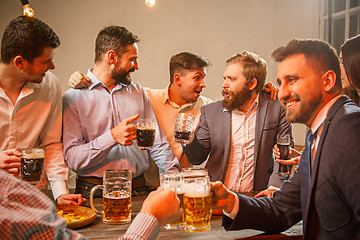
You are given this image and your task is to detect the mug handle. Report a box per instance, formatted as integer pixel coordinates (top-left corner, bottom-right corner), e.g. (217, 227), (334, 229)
(90, 185), (104, 214)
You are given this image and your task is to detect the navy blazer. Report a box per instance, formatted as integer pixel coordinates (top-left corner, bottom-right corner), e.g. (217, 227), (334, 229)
(184, 91), (293, 190)
(223, 96), (360, 239)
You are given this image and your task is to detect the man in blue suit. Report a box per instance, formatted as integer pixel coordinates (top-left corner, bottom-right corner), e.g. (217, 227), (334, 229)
(211, 39), (360, 239)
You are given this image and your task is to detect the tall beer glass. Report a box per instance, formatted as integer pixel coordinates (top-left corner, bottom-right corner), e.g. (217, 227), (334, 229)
(90, 169), (132, 224)
(183, 174), (212, 232)
(160, 172), (185, 230)
(277, 134), (291, 179)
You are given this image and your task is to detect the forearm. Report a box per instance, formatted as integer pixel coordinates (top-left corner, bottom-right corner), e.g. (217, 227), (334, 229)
(119, 213), (160, 240)
(64, 130), (117, 172)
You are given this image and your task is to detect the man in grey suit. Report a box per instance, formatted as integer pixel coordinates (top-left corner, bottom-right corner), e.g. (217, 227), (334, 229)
(211, 39), (360, 239)
(184, 51), (293, 193)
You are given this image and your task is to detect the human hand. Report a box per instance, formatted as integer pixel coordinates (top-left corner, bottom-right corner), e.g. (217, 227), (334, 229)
(68, 71), (91, 89)
(276, 156), (301, 165)
(57, 193), (86, 206)
(111, 114), (140, 146)
(0, 149), (22, 176)
(263, 82), (279, 101)
(210, 181), (237, 213)
(140, 187), (181, 225)
(255, 187), (279, 198)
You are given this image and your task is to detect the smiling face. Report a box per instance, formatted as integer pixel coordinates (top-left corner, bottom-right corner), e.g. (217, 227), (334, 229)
(177, 67), (206, 103)
(111, 43), (139, 85)
(21, 47), (55, 83)
(277, 53), (325, 127)
(222, 62), (253, 111)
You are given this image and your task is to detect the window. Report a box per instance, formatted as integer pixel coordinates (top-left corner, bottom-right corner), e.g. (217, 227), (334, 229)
(320, 0), (360, 52)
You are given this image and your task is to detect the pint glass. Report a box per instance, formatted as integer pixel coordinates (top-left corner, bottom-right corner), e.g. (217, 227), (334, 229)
(20, 148), (45, 185)
(90, 169), (132, 224)
(160, 172), (185, 230)
(183, 174), (212, 232)
(277, 134), (291, 179)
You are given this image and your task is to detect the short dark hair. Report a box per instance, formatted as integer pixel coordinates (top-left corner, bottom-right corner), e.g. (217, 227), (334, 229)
(169, 52), (210, 83)
(226, 51), (267, 93)
(94, 26), (139, 63)
(272, 38), (341, 91)
(1, 16), (60, 64)
(341, 34), (360, 92)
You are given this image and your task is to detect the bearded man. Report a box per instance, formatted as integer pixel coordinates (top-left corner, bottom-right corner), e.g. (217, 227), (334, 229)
(183, 51), (293, 194)
(62, 26), (179, 198)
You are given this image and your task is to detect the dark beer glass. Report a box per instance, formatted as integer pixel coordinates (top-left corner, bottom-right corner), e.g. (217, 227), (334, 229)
(20, 148), (45, 185)
(136, 119), (156, 150)
(277, 134), (291, 179)
(174, 113), (195, 145)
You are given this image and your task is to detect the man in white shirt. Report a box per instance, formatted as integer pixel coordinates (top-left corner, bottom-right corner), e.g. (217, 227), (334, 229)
(0, 16), (84, 205)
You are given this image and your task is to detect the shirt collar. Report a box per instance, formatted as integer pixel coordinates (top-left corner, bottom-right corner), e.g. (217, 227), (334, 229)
(86, 68), (133, 93)
(310, 95), (342, 133)
(164, 85), (197, 109)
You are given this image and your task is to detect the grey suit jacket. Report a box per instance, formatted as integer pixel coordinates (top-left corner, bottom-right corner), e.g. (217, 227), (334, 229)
(223, 96), (360, 239)
(184, 91), (293, 190)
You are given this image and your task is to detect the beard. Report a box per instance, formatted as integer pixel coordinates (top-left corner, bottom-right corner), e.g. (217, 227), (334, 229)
(111, 66), (134, 85)
(281, 92), (323, 125)
(222, 85), (253, 111)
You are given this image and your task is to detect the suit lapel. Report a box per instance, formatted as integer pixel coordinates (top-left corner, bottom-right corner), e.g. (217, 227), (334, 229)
(221, 103), (232, 182)
(254, 93), (268, 169)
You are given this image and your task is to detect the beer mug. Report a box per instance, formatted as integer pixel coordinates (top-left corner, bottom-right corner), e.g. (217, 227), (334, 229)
(90, 169), (132, 224)
(136, 119), (156, 150)
(20, 148), (45, 185)
(174, 113), (195, 145)
(160, 172), (185, 230)
(181, 167), (208, 178)
(183, 173), (212, 232)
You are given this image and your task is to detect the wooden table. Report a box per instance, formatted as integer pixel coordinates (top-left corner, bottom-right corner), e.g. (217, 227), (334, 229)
(75, 195), (303, 240)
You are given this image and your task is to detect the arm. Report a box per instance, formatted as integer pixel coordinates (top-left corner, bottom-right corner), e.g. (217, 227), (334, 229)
(119, 187), (181, 240)
(39, 80), (69, 200)
(183, 106), (211, 165)
(215, 170), (302, 233)
(0, 171), (85, 240)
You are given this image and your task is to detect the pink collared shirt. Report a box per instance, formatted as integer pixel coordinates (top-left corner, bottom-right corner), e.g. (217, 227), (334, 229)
(223, 95), (258, 193)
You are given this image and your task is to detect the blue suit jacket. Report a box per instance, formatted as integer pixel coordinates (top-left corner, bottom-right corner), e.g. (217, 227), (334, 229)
(223, 96), (360, 239)
(184, 91), (293, 190)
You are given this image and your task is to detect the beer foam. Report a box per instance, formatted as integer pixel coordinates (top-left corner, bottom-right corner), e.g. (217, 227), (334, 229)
(184, 182), (210, 197)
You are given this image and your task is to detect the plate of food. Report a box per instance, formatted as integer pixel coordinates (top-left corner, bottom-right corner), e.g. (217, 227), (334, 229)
(56, 205), (96, 229)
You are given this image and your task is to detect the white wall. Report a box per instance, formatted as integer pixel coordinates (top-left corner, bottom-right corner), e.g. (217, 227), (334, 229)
(0, 0), (320, 144)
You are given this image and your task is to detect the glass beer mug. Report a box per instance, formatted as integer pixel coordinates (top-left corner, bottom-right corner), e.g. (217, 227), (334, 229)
(160, 172), (185, 230)
(20, 148), (45, 185)
(90, 169), (132, 224)
(183, 173), (212, 232)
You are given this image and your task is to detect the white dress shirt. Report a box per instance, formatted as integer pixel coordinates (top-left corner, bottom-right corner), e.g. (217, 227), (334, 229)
(0, 72), (69, 199)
